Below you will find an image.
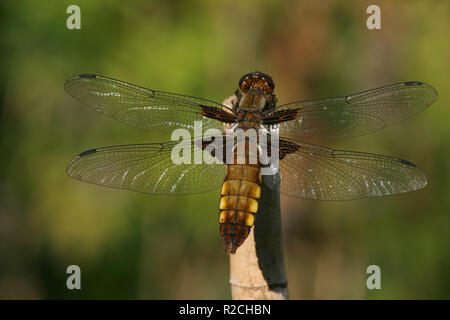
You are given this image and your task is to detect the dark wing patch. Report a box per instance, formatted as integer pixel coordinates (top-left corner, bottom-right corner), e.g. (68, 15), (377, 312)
(397, 158), (416, 167)
(201, 105), (237, 123)
(404, 81), (423, 86)
(78, 148), (97, 157)
(79, 74), (96, 79)
(262, 109), (299, 125)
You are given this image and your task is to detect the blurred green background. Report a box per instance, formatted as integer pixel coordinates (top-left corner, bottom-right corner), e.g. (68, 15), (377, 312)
(0, 0), (449, 299)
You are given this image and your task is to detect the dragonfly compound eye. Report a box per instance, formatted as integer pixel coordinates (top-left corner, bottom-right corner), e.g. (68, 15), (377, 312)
(239, 71), (275, 94)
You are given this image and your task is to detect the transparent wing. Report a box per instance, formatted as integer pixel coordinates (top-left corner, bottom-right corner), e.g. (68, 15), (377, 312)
(64, 74), (236, 132)
(66, 138), (228, 195)
(264, 82), (438, 138)
(261, 137), (427, 200)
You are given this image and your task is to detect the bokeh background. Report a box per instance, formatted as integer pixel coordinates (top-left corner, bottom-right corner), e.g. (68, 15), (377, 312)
(0, 0), (449, 299)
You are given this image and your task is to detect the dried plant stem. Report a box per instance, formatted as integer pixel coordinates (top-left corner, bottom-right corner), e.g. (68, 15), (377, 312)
(229, 174), (288, 299)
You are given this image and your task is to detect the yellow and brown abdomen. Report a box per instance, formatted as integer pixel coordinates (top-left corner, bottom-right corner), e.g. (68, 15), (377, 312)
(219, 164), (261, 254)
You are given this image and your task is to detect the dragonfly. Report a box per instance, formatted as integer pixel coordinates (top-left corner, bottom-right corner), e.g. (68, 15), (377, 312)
(65, 71), (438, 254)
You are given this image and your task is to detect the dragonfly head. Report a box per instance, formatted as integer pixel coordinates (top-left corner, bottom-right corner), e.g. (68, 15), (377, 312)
(239, 71), (275, 95)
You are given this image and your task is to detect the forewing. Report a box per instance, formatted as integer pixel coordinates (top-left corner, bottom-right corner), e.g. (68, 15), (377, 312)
(66, 138), (227, 195)
(65, 74), (236, 132)
(261, 137), (427, 200)
(264, 82), (437, 138)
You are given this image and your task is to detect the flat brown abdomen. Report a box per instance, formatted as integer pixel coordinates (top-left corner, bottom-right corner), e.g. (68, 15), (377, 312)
(219, 164), (261, 254)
